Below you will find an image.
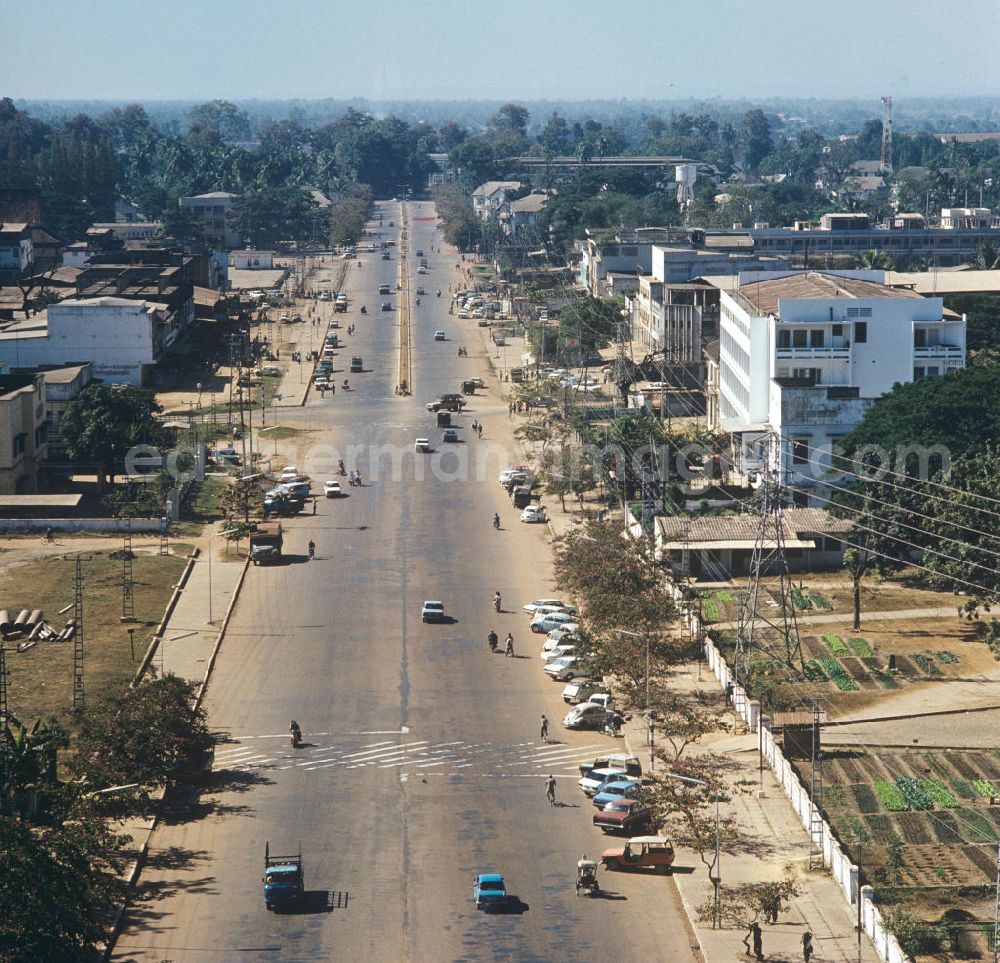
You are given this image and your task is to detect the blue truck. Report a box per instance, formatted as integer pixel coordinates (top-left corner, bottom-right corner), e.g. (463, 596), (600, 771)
(262, 842), (304, 910)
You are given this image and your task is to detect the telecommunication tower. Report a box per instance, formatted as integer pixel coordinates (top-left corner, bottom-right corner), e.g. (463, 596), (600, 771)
(880, 96), (893, 174)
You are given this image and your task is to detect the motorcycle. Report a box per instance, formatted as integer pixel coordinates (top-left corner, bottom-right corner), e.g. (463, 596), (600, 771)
(338, 461), (346, 476)
(360, 305), (367, 314)
(416, 297), (420, 305)
(436, 289), (441, 298)
(290, 723), (302, 748)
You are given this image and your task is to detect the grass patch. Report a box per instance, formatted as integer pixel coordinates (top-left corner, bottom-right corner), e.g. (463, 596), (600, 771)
(972, 779), (997, 799)
(819, 657), (859, 691)
(875, 780), (909, 811)
(259, 426), (301, 441)
(921, 779), (958, 808)
(951, 779), (977, 800)
(823, 634), (850, 656)
(3, 550), (188, 730)
(849, 637), (874, 657)
(955, 808), (997, 843)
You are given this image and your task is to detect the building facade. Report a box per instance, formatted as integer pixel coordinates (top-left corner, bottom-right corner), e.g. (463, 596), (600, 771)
(178, 192), (240, 249)
(713, 271), (965, 500)
(0, 373), (47, 493)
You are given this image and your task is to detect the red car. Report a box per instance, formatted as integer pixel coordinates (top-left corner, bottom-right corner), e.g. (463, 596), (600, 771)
(593, 798), (654, 835)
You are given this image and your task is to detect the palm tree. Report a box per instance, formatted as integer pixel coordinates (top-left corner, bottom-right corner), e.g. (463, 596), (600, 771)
(858, 249), (894, 270)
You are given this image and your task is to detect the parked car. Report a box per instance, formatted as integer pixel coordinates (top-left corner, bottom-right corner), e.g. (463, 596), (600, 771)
(578, 754), (642, 781)
(441, 428), (459, 443)
(542, 632), (578, 652)
(279, 466), (299, 482)
(530, 612), (577, 634)
(544, 656), (583, 681)
(501, 467), (532, 488)
(579, 765), (635, 795)
(563, 702), (611, 731)
(563, 679), (602, 703)
(421, 600), (445, 623)
(540, 644), (576, 663)
(323, 480), (342, 498)
(278, 481), (310, 500)
(601, 836), (675, 873)
(593, 799), (654, 835)
(532, 603), (578, 618)
(520, 505), (547, 523)
(592, 779), (643, 810)
(473, 873), (506, 910)
(523, 597), (570, 614)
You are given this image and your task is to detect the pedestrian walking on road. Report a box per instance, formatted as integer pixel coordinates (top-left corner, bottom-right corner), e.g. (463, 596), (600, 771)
(477, 424), (483, 438)
(540, 715), (549, 741)
(545, 774), (556, 806)
(312, 498), (317, 515)
(801, 931), (813, 962)
(504, 632), (514, 657)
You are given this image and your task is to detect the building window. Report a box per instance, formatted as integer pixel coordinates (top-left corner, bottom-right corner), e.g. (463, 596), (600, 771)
(914, 328), (927, 348)
(792, 329), (807, 348)
(12, 433), (26, 457)
(832, 324), (843, 337)
(854, 321), (868, 343)
(810, 329), (825, 347)
(792, 437), (810, 465)
(914, 366), (925, 379)
(859, 307), (872, 318)
(777, 329), (790, 348)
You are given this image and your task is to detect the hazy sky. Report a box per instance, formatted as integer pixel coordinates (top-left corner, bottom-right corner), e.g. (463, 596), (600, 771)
(3, 0), (998, 102)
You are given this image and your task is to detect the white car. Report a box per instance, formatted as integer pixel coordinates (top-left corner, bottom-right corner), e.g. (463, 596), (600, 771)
(578, 766), (630, 795)
(421, 600), (445, 622)
(541, 644), (577, 663)
(313, 377), (329, 389)
(522, 598), (570, 615)
(530, 612), (577, 633)
(520, 505), (547, 523)
(500, 468), (531, 487)
(415, 438), (431, 453)
(543, 632), (578, 652)
(562, 680), (607, 704)
(533, 603), (578, 619)
(323, 480), (342, 498)
(434, 330), (446, 341)
(564, 703), (612, 733)
(279, 466), (299, 482)
(544, 656), (583, 681)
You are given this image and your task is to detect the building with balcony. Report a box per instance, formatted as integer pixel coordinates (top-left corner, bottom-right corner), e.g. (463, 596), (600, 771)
(0, 223), (33, 282)
(471, 181), (521, 221)
(0, 373), (48, 493)
(711, 271), (965, 501)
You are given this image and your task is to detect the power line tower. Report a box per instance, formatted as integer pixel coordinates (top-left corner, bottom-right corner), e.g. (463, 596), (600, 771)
(734, 435), (805, 685)
(121, 478), (136, 623)
(72, 554), (89, 711)
(880, 95), (894, 174)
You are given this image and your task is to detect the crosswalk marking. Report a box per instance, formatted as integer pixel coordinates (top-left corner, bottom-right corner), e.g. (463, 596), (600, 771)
(213, 735), (608, 777)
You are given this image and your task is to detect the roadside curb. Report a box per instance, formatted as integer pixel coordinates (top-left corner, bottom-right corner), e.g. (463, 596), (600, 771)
(195, 554), (251, 711)
(132, 548), (199, 686)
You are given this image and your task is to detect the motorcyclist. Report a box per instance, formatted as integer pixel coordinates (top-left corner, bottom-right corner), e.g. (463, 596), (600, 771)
(415, 297), (420, 305)
(343, 379), (350, 390)
(308, 540), (316, 559)
(338, 460), (346, 475)
(290, 720), (302, 747)
(487, 629), (499, 653)
(493, 591), (502, 612)
(436, 289), (441, 297)
(360, 304), (367, 314)
(493, 512), (501, 530)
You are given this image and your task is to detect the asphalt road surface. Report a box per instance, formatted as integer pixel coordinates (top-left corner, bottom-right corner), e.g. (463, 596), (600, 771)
(111, 202), (700, 962)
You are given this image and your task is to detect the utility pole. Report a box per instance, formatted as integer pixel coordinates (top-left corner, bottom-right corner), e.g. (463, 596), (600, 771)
(993, 839), (1000, 963)
(121, 477), (136, 623)
(880, 95), (894, 174)
(0, 639), (9, 806)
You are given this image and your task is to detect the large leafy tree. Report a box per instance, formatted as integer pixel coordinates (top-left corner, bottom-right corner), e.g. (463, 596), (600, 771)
(61, 384), (165, 488)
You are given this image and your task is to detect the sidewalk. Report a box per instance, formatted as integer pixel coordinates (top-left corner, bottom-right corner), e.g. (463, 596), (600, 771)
(622, 665), (880, 963)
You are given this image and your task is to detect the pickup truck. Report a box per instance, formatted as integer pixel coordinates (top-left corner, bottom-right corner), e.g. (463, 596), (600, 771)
(263, 842), (304, 910)
(249, 522), (283, 563)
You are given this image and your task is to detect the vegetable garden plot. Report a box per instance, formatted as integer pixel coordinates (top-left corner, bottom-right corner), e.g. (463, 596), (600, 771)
(863, 813), (895, 841)
(842, 657), (873, 686)
(945, 753), (982, 782)
(848, 637), (874, 657)
(911, 653), (943, 675)
(965, 845), (1000, 879)
(954, 808), (996, 843)
(850, 783), (880, 814)
(932, 811), (964, 844)
(900, 844), (984, 886)
(822, 633), (850, 656)
(893, 811), (936, 844)
(819, 657), (859, 691)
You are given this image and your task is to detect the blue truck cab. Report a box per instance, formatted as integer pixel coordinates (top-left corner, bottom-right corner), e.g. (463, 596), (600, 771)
(473, 872), (507, 910)
(263, 842), (304, 910)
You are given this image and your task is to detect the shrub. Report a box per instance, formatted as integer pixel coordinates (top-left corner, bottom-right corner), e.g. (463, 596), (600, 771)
(875, 780), (909, 811)
(882, 907), (942, 956)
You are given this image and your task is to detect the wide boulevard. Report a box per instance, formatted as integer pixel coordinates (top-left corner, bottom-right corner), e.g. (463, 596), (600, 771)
(111, 201), (699, 962)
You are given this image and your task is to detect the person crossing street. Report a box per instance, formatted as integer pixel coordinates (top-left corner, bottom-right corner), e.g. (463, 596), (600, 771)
(540, 715), (549, 741)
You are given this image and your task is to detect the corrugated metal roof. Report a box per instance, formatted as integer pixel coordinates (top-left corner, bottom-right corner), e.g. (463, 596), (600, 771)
(739, 272), (923, 316)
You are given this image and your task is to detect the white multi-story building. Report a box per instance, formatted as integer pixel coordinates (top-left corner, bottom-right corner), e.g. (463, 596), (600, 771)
(712, 271), (966, 501)
(471, 181), (521, 221)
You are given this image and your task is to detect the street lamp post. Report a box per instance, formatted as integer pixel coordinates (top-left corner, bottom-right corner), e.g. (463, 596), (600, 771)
(613, 627), (652, 770)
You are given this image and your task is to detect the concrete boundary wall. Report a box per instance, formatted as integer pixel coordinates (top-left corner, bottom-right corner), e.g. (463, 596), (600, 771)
(672, 584), (910, 963)
(0, 517), (163, 533)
